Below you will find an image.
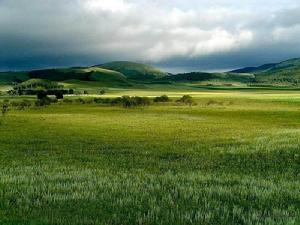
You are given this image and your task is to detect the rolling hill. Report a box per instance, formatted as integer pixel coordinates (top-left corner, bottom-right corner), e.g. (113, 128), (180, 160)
(0, 62), (165, 86)
(18, 79), (62, 90)
(96, 61), (167, 80)
(0, 66), (131, 87)
(163, 72), (255, 83)
(0, 72), (29, 84)
(2, 58), (300, 88)
(231, 63), (277, 74)
(232, 58), (300, 84)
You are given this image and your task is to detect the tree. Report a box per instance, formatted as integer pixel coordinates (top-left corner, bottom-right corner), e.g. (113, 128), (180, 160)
(119, 96), (150, 108)
(99, 89), (106, 95)
(35, 97), (51, 107)
(55, 91), (64, 99)
(133, 96), (150, 107)
(37, 90), (47, 99)
(154, 95), (170, 102)
(7, 90), (17, 95)
(177, 95), (195, 106)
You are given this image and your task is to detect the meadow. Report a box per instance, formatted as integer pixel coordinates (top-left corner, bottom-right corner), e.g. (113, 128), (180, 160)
(0, 90), (300, 225)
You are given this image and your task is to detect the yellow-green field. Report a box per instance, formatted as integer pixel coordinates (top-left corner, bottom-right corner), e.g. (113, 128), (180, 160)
(0, 90), (299, 225)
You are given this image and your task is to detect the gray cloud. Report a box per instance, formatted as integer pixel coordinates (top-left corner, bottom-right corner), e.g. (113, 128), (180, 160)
(1, 0), (300, 72)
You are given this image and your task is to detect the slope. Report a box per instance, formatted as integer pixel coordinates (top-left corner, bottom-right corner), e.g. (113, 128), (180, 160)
(97, 61), (167, 80)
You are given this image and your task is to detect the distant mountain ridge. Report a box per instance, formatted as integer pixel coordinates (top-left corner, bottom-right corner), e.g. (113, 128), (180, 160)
(1, 58), (300, 87)
(231, 57), (300, 84)
(231, 63), (277, 73)
(0, 61), (167, 86)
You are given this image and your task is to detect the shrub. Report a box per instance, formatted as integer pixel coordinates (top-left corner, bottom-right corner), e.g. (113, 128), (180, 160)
(99, 89), (106, 95)
(11, 100), (33, 110)
(7, 90), (17, 95)
(94, 98), (112, 104)
(74, 98), (86, 104)
(154, 95), (170, 103)
(120, 96), (134, 108)
(51, 97), (58, 103)
(63, 98), (73, 104)
(133, 96), (151, 107)
(177, 95), (195, 106)
(110, 97), (123, 106)
(35, 97), (51, 107)
(84, 90), (89, 95)
(37, 90), (48, 100)
(120, 96), (150, 108)
(69, 89), (74, 94)
(54, 91), (64, 99)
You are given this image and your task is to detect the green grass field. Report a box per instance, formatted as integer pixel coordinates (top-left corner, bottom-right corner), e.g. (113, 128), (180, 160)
(0, 90), (300, 225)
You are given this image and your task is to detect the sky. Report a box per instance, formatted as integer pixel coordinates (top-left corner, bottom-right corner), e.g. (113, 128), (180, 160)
(1, 0), (300, 72)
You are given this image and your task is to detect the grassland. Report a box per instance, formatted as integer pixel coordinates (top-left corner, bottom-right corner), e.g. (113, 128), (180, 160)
(0, 89), (299, 225)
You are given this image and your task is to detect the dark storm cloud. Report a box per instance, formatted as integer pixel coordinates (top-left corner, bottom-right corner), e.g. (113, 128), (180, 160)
(1, 0), (300, 71)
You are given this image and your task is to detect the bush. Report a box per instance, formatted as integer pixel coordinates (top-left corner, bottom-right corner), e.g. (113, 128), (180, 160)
(37, 90), (48, 100)
(99, 89), (106, 95)
(154, 95), (170, 103)
(94, 98), (112, 104)
(110, 97), (123, 106)
(74, 98), (86, 104)
(11, 100), (33, 110)
(69, 89), (74, 94)
(65, 96), (150, 108)
(84, 90), (89, 95)
(177, 95), (195, 106)
(120, 96), (150, 108)
(35, 97), (51, 107)
(54, 91), (64, 99)
(7, 90), (17, 95)
(63, 98), (73, 104)
(133, 96), (151, 107)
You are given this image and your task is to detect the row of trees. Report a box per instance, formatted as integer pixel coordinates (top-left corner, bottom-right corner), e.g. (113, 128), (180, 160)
(8, 89), (74, 97)
(1, 95), (195, 113)
(91, 95), (195, 107)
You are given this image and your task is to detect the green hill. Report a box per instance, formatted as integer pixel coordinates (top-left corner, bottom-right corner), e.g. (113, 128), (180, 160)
(18, 79), (62, 90)
(96, 61), (167, 80)
(27, 67), (130, 86)
(232, 58), (300, 84)
(78, 67), (131, 86)
(0, 66), (131, 87)
(231, 64), (277, 74)
(0, 72), (29, 84)
(2, 58), (300, 88)
(164, 72), (255, 83)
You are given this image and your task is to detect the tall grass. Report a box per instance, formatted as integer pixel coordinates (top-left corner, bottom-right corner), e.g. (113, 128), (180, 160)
(0, 95), (299, 224)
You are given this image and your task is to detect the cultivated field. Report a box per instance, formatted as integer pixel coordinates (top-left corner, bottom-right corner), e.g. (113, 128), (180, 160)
(0, 90), (300, 225)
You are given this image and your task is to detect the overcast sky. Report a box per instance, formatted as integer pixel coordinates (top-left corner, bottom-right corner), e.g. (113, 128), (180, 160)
(1, 0), (300, 72)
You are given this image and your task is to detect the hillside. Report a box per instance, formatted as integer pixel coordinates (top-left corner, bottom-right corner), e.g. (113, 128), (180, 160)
(97, 61), (167, 80)
(0, 62), (164, 86)
(231, 63), (277, 74)
(232, 58), (300, 84)
(35, 67), (131, 86)
(164, 72), (255, 83)
(18, 79), (62, 89)
(0, 72), (29, 84)
(2, 58), (300, 88)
